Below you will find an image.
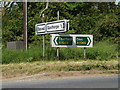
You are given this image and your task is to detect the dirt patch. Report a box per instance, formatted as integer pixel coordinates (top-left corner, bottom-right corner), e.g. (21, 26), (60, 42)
(2, 70), (118, 81)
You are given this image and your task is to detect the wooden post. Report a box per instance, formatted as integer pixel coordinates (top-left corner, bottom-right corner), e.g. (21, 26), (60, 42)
(23, 0), (27, 50)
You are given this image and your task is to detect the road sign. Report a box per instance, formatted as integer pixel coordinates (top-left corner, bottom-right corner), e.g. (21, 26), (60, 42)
(76, 37), (91, 46)
(54, 36), (73, 45)
(35, 20), (69, 35)
(51, 34), (93, 47)
(35, 23), (46, 34)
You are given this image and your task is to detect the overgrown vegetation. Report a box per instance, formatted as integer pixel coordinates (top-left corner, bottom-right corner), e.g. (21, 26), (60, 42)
(1, 2), (119, 64)
(2, 41), (118, 64)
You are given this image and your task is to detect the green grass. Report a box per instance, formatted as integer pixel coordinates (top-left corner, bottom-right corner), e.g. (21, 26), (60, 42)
(2, 41), (118, 64)
(87, 41), (118, 60)
(59, 41), (118, 60)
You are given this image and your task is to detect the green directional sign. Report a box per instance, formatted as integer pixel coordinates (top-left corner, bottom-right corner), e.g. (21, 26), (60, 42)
(54, 36), (73, 45)
(76, 37), (91, 46)
(51, 34), (93, 47)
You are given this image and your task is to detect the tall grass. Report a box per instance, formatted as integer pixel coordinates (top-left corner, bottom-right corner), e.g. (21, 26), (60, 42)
(60, 41), (118, 60)
(2, 41), (118, 64)
(87, 41), (118, 60)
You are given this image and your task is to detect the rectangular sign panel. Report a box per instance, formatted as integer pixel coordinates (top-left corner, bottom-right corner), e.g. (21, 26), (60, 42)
(54, 36), (73, 45)
(47, 21), (65, 32)
(35, 23), (46, 35)
(76, 37), (91, 46)
(51, 34), (93, 47)
(35, 20), (69, 35)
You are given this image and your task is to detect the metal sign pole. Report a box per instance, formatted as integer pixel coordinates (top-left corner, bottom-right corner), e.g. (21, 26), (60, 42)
(42, 14), (45, 60)
(56, 11), (59, 60)
(84, 47), (86, 59)
(57, 47), (59, 60)
(43, 35), (45, 59)
(57, 11), (59, 20)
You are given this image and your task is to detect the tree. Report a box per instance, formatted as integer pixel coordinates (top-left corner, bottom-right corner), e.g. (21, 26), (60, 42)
(2, 2), (23, 44)
(2, 2), (119, 45)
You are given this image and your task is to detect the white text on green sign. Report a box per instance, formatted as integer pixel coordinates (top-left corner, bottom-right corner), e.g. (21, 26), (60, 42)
(51, 34), (93, 47)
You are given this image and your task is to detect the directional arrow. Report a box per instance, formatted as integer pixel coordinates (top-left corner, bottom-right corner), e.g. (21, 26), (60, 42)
(76, 37), (91, 46)
(87, 37), (91, 46)
(54, 36), (59, 45)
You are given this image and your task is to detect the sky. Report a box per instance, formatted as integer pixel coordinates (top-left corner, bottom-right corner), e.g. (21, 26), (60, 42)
(115, 0), (120, 4)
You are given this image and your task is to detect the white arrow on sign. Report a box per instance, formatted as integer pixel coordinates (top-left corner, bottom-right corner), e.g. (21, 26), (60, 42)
(54, 36), (59, 45)
(87, 37), (91, 46)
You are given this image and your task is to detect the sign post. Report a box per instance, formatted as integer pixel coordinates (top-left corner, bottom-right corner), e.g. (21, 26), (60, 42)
(43, 34), (45, 59)
(42, 14), (45, 60)
(84, 47), (86, 59)
(35, 19), (69, 60)
(57, 11), (60, 60)
(51, 34), (93, 59)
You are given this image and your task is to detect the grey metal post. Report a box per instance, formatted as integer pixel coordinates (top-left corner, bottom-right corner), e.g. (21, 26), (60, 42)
(43, 35), (45, 59)
(84, 47), (86, 59)
(40, 2), (48, 60)
(42, 14), (45, 60)
(23, 0), (27, 50)
(56, 11), (59, 60)
(57, 11), (59, 20)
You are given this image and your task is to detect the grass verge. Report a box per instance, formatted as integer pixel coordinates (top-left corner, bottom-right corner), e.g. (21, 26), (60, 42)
(2, 41), (118, 64)
(2, 59), (119, 80)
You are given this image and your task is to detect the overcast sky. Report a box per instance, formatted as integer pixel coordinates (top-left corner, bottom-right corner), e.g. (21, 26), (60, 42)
(115, 0), (120, 4)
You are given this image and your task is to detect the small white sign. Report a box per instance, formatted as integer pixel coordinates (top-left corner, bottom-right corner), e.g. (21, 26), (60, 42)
(35, 23), (46, 35)
(35, 20), (69, 35)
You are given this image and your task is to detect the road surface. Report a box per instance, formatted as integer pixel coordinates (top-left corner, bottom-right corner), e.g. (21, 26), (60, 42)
(2, 75), (118, 88)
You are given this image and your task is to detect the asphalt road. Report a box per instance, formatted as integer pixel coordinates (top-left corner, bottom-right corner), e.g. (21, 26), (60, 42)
(2, 75), (118, 88)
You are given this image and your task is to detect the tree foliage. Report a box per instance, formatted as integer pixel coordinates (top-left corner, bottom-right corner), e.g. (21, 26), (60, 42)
(2, 2), (119, 44)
